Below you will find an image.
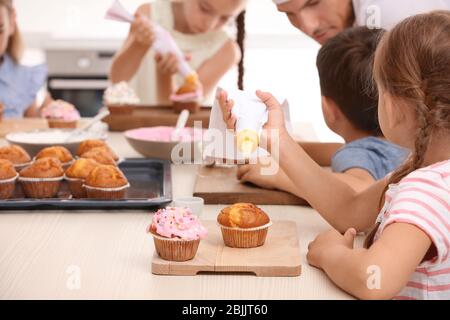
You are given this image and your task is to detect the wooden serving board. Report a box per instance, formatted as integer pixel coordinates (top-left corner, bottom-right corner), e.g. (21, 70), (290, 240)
(104, 106), (211, 132)
(0, 118), (91, 138)
(152, 221), (301, 277)
(193, 166), (309, 206)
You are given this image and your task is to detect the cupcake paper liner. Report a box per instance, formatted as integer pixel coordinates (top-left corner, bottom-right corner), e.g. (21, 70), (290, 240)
(218, 222), (273, 249)
(64, 175), (86, 199)
(47, 119), (78, 129)
(0, 174), (19, 200)
(151, 232), (201, 262)
(84, 183), (130, 200)
(107, 104), (135, 115)
(18, 176), (64, 199)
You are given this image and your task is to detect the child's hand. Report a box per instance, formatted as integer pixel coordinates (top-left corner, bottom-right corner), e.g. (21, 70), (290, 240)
(255, 90), (290, 152)
(131, 13), (155, 48)
(218, 90), (237, 130)
(155, 53), (179, 75)
(307, 228), (357, 270)
(237, 157), (285, 191)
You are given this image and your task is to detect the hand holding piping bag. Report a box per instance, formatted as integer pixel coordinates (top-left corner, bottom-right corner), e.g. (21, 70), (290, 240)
(217, 89), (288, 155)
(105, 0), (203, 97)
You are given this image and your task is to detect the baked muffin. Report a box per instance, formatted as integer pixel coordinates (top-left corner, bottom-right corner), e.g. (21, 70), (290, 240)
(148, 207), (208, 262)
(0, 145), (32, 170)
(35, 146), (74, 168)
(217, 203), (271, 248)
(19, 157), (64, 199)
(65, 158), (99, 198)
(76, 140), (118, 160)
(84, 165), (129, 199)
(81, 148), (117, 166)
(0, 159), (18, 199)
(41, 100), (80, 129)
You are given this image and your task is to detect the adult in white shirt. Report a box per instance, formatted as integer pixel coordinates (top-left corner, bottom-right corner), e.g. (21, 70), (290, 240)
(273, 0), (450, 44)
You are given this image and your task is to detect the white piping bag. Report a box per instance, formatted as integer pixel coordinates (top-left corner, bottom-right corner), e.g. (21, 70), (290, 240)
(105, 0), (202, 99)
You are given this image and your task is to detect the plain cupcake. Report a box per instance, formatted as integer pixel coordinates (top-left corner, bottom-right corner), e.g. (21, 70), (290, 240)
(148, 207), (208, 262)
(81, 148), (117, 166)
(84, 165), (129, 200)
(19, 157), (64, 199)
(76, 140), (118, 160)
(41, 100), (81, 129)
(0, 145), (32, 171)
(0, 159), (18, 199)
(217, 203), (272, 248)
(65, 158), (99, 198)
(35, 146), (74, 168)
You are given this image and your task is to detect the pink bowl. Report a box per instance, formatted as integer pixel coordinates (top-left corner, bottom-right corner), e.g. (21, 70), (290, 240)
(124, 127), (204, 163)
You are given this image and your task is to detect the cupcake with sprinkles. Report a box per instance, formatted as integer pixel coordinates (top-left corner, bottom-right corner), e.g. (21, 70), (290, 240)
(41, 100), (80, 129)
(148, 207), (207, 262)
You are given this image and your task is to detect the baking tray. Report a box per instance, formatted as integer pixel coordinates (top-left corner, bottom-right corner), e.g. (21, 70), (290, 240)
(0, 159), (172, 211)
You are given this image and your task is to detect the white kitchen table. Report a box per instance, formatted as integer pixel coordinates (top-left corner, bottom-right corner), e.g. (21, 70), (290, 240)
(0, 132), (356, 300)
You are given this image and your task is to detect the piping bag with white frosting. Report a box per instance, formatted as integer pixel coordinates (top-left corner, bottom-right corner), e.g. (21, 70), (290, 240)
(204, 87), (292, 163)
(105, 0), (202, 101)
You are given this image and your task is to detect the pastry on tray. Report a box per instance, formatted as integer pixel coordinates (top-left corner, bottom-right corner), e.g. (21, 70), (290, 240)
(171, 73), (203, 113)
(217, 203), (272, 248)
(0, 145), (32, 171)
(103, 81), (140, 115)
(147, 207), (207, 262)
(0, 159), (18, 200)
(18, 157), (64, 199)
(35, 146), (74, 168)
(65, 158), (99, 198)
(80, 148), (117, 166)
(76, 140), (118, 160)
(84, 165), (129, 200)
(41, 100), (80, 129)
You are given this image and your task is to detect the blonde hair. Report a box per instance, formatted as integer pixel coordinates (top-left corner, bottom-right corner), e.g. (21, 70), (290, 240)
(1, 0), (24, 63)
(366, 11), (450, 247)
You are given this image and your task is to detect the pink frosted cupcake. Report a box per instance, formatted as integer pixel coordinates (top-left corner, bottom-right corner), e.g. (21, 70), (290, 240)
(41, 100), (80, 129)
(171, 74), (203, 114)
(148, 207), (207, 262)
(103, 82), (140, 115)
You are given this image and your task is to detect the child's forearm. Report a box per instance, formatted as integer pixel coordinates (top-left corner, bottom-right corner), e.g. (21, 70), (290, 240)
(110, 39), (149, 84)
(277, 134), (382, 232)
(298, 142), (343, 167)
(320, 246), (389, 300)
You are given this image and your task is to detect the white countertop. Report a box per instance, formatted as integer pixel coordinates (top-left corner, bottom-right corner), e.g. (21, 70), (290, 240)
(0, 133), (355, 300)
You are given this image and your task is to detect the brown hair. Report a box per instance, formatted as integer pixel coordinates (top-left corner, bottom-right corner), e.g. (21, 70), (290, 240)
(366, 11), (450, 247)
(236, 10), (245, 90)
(1, 0), (23, 63)
(316, 27), (384, 136)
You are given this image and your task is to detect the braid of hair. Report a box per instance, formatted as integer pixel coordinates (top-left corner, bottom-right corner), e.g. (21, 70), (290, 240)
(236, 10), (246, 90)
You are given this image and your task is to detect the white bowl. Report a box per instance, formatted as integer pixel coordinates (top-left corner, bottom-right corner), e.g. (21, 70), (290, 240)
(6, 129), (108, 157)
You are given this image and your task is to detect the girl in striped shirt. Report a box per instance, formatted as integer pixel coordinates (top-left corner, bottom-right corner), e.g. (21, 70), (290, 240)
(251, 11), (450, 299)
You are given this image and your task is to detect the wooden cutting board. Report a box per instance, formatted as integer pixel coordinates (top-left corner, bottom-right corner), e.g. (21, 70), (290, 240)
(193, 166), (309, 206)
(104, 106), (211, 132)
(152, 221), (301, 277)
(0, 118), (91, 138)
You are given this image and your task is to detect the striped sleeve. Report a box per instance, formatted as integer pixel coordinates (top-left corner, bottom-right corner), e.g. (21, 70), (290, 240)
(381, 169), (450, 265)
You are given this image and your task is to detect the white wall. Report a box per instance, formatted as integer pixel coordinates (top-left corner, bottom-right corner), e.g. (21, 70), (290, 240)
(14, 0), (341, 142)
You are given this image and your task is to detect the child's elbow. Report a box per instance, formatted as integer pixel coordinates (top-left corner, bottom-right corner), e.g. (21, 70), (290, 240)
(351, 272), (401, 300)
